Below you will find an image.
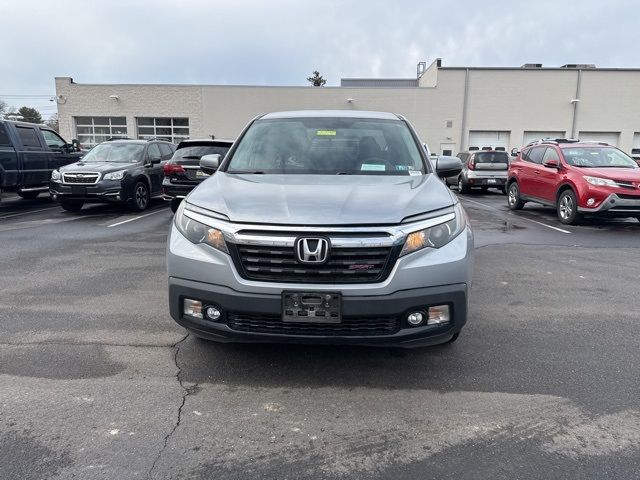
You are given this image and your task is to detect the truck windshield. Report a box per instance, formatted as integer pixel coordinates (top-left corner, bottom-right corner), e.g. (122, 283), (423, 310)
(81, 143), (144, 163)
(226, 117), (426, 175)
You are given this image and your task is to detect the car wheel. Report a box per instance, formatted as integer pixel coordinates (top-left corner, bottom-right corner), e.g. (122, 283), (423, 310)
(130, 181), (150, 212)
(60, 200), (84, 212)
(18, 190), (40, 200)
(458, 177), (470, 194)
(170, 197), (182, 213)
(507, 182), (525, 210)
(557, 189), (581, 225)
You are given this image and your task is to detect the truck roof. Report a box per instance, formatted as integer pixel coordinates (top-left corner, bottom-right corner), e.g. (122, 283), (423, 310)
(260, 110), (401, 120)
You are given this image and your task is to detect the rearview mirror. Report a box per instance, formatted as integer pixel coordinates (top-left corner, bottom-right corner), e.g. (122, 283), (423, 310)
(200, 154), (221, 175)
(435, 156), (463, 178)
(542, 159), (559, 168)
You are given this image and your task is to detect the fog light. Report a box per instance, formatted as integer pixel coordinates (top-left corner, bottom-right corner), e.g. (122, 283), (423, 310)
(428, 305), (450, 325)
(183, 298), (203, 319)
(407, 311), (425, 327)
(587, 198), (595, 207)
(205, 306), (221, 321)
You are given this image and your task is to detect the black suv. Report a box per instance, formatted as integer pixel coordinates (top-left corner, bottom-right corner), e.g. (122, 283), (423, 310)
(50, 139), (175, 212)
(162, 138), (233, 212)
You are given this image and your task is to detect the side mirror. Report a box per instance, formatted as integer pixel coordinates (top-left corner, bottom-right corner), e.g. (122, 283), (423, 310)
(200, 154), (221, 175)
(510, 148), (519, 157)
(435, 156), (463, 178)
(149, 156), (162, 165)
(542, 159), (560, 168)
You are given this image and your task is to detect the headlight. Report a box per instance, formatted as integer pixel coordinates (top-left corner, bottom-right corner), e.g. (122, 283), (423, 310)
(400, 203), (467, 257)
(175, 203), (229, 254)
(51, 170), (61, 181)
(584, 176), (617, 187)
(104, 170), (126, 180)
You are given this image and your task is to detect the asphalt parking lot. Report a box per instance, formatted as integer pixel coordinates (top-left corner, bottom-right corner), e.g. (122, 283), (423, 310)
(1, 189), (640, 480)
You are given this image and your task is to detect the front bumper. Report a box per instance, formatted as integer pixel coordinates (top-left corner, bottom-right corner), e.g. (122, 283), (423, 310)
(577, 193), (640, 216)
(50, 180), (127, 204)
(169, 277), (468, 347)
(167, 224), (473, 348)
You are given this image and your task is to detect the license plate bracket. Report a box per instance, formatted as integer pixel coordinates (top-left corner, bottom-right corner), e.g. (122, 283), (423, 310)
(282, 291), (341, 323)
(71, 186), (87, 195)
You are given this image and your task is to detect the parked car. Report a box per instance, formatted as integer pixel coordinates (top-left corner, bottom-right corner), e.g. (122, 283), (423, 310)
(448, 149), (509, 194)
(167, 110), (473, 348)
(507, 139), (640, 224)
(0, 120), (82, 201)
(50, 139), (175, 212)
(163, 138), (233, 212)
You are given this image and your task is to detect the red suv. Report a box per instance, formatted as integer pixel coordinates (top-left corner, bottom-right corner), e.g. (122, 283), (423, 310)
(507, 139), (640, 225)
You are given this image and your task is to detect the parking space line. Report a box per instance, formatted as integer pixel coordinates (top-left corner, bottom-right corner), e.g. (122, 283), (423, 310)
(459, 197), (572, 234)
(0, 206), (59, 220)
(107, 209), (168, 228)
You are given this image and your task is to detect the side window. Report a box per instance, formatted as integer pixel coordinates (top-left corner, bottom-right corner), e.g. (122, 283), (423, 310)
(542, 147), (560, 163)
(526, 147), (545, 164)
(40, 129), (66, 149)
(0, 124), (11, 146)
(147, 143), (161, 161)
(16, 126), (43, 149)
(158, 143), (173, 160)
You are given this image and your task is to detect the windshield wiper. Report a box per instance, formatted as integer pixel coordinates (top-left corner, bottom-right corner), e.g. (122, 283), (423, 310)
(336, 172), (352, 175)
(227, 170), (265, 174)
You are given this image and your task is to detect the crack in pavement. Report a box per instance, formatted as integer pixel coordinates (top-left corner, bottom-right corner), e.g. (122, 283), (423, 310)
(147, 333), (195, 480)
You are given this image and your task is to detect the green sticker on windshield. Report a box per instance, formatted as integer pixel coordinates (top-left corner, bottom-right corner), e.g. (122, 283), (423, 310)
(361, 163), (386, 171)
(316, 130), (336, 136)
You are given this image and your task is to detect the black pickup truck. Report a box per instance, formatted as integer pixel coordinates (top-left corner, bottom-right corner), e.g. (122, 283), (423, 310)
(0, 120), (82, 201)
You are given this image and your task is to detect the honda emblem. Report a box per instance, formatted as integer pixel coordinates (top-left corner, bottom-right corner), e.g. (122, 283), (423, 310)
(295, 237), (330, 264)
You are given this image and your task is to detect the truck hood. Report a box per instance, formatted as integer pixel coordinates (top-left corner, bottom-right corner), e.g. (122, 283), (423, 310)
(60, 162), (139, 173)
(186, 173), (455, 225)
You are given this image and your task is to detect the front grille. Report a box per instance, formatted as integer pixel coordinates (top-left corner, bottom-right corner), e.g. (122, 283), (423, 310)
(227, 313), (400, 336)
(231, 244), (398, 283)
(617, 193), (640, 200)
(63, 173), (99, 184)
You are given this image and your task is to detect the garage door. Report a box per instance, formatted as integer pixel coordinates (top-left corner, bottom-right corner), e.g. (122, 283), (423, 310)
(632, 133), (640, 158)
(578, 131), (619, 146)
(468, 131), (510, 150)
(523, 131), (566, 146)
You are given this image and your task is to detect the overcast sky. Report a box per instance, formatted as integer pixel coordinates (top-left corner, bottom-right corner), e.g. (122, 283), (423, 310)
(1, 0), (639, 117)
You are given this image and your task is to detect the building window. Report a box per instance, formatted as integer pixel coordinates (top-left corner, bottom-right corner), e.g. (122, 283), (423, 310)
(75, 117), (128, 147)
(136, 117), (189, 144)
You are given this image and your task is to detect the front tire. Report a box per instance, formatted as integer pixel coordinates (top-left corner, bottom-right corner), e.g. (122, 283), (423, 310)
(18, 190), (40, 200)
(60, 200), (84, 212)
(557, 189), (581, 225)
(129, 181), (150, 212)
(507, 182), (525, 210)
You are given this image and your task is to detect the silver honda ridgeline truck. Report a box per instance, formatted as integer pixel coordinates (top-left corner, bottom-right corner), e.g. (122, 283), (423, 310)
(167, 111), (473, 348)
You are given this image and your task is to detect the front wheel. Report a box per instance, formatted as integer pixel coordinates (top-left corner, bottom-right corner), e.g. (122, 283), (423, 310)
(18, 190), (40, 200)
(507, 182), (525, 210)
(557, 189), (581, 225)
(60, 200), (84, 212)
(129, 181), (150, 212)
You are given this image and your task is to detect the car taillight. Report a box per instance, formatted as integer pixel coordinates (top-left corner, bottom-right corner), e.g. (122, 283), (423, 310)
(163, 163), (185, 175)
(468, 157), (475, 170)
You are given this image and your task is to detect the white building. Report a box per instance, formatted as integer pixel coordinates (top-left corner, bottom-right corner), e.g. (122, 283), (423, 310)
(55, 59), (640, 156)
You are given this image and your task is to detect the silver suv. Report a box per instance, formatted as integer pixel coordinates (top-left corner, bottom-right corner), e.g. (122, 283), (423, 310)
(167, 111), (474, 348)
(449, 149), (509, 194)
